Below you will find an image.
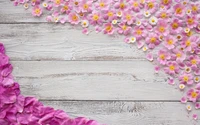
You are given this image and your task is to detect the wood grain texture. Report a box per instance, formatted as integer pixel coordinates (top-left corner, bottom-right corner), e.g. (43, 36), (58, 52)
(12, 61), (183, 100)
(41, 101), (200, 125)
(1, 24), (151, 61)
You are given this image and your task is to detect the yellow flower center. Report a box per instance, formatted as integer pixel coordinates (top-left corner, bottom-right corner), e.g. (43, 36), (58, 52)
(106, 25), (112, 32)
(159, 26), (165, 33)
(191, 59), (197, 65)
(108, 12), (113, 17)
(83, 4), (89, 9)
(93, 14), (99, 21)
(183, 76), (189, 82)
(122, 25), (127, 30)
(169, 65), (175, 71)
(191, 92), (198, 98)
(176, 8), (182, 14)
(161, 12), (167, 18)
(63, 5), (68, 10)
(148, 2), (154, 9)
(192, 5), (198, 12)
(160, 54), (165, 60)
(150, 37), (156, 43)
(176, 53), (181, 58)
(133, 2), (139, 7)
(34, 8), (41, 14)
(167, 40), (173, 45)
(72, 14), (78, 21)
(172, 22), (178, 29)
(185, 40), (191, 47)
(136, 29), (142, 35)
(162, 0), (169, 4)
(187, 18), (194, 25)
(120, 3), (125, 9)
(99, 2), (105, 7)
(195, 77), (199, 81)
(32, 0), (36, 2)
(55, 0), (61, 4)
(126, 14), (131, 21)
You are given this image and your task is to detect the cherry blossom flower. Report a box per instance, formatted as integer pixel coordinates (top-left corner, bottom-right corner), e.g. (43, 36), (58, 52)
(53, 0), (63, 7)
(145, 0), (158, 13)
(122, 11), (135, 25)
(132, 26), (147, 40)
(157, 49), (171, 65)
(187, 89), (200, 102)
(190, 2), (200, 14)
(95, 0), (111, 10)
(103, 23), (115, 35)
(185, 55), (200, 71)
(155, 19), (169, 36)
(173, 3), (185, 18)
(117, 22), (131, 36)
(89, 11), (103, 26)
(128, 0), (142, 12)
(114, 0), (127, 11)
(163, 35), (177, 50)
(164, 61), (179, 75)
(60, 2), (72, 14)
(161, 0), (172, 8)
(145, 32), (160, 49)
(68, 12), (80, 25)
(32, 6), (42, 17)
(186, 15), (198, 29)
(179, 73), (193, 85)
(80, 0), (93, 13)
(171, 48), (186, 62)
(103, 9), (117, 21)
(155, 9), (171, 22)
(169, 18), (183, 34)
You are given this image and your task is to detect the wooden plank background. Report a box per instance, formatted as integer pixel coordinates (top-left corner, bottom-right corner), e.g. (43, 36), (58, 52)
(1, 1), (200, 125)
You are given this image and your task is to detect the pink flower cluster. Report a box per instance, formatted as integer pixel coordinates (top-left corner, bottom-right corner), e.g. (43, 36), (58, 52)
(12, 0), (200, 122)
(0, 43), (102, 125)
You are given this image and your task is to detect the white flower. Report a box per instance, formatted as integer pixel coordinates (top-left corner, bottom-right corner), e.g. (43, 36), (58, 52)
(143, 46), (148, 51)
(42, 2), (48, 8)
(135, 20), (141, 26)
(185, 67), (191, 73)
(144, 11), (151, 17)
(194, 77), (200, 83)
(129, 37), (136, 43)
(116, 11), (123, 17)
(186, 9), (191, 15)
(184, 28), (190, 33)
(179, 84), (185, 90)
(186, 105), (192, 111)
(112, 20), (118, 25)
(23, 3), (29, 9)
(81, 20), (89, 28)
(176, 34), (182, 41)
(149, 16), (158, 25)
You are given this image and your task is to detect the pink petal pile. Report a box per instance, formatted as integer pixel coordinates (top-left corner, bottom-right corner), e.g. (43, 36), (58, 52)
(10, 0), (200, 123)
(0, 43), (102, 125)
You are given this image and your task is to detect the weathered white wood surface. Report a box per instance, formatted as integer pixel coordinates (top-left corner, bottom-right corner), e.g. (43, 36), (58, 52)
(12, 61), (181, 101)
(1, 0), (200, 124)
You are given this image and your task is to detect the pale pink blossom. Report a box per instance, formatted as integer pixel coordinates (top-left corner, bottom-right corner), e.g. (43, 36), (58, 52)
(173, 4), (185, 18)
(187, 89), (200, 102)
(68, 12), (80, 25)
(157, 49), (171, 65)
(164, 61), (179, 75)
(132, 26), (147, 40)
(186, 15), (198, 29)
(169, 18), (183, 34)
(122, 11), (135, 25)
(145, 33), (160, 49)
(179, 73), (193, 85)
(103, 23), (115, 35)
(155, 19), (169, 36)
(95, 0), (112, 10)
(32, 6), (42, 17)
(89, 11), (103, 26)
(60, 2), (72, 14)
(114, 0), (128, 11)
(163, 35), (177, 50)
(117, 22), (131, 36)
(171, 48), (186, 62)
(80, 0), (93, 13)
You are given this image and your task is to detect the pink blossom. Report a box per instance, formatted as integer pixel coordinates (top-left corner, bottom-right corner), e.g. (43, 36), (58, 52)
(180, 96), (187, 103)
(173, 4), (185, 18)
(157, 49), (171, 65)
(190, 2), (200, 14)
(82, 28), (89, 35)
(145, 0), (158, 13)
(128, 0), (143, 12)
(186, 15), (198, 29)
(161, 0), (172, 8)
(60, 2), (72, 14)
(171, 48), (186, 62)
(103, 23), (115, 35)
(68, 12), (80, 25)
(178, 73), (193, 85)
(31, 0), (40, 6)
(114, 0), (127, 11)
(155, 9), (171, 22)
(145, 33), (160, 49)
(94, 0), (112, 11)
(164, 61), (179, 75)
(80, 0), (93, 13)
(169, 18), (183, 34)
(53, 0), (63, 7)
(181, 36), (197, 52)
(187, 89), (200, 102)
(185, 55), (200, 71)
(163, 35), (177, 49)
(154, 65), (160, 73)
(196, 83), (200, 90)
(117, 22), (131, 36)
(122, 11), (135, 25)
(132, 26), (147, 40)
(103, 9), (117, 21)
(89, 11), (103, 26)
(32, 6), (42, 17)
(155, 19), (169, 36)
(193, 114), (198, 120)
